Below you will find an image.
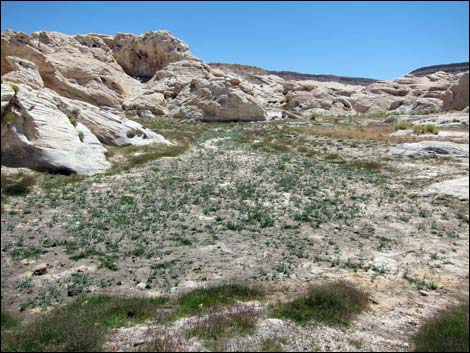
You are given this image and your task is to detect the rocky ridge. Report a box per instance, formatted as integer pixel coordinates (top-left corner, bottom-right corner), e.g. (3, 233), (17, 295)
(1, 29), (469, 174)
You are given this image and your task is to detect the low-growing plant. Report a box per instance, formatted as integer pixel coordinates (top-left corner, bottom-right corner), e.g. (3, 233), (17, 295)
(2, 112), (17, 124)
(270, 281), (368, 326)
(413, 124), (439, 135)
(1, 295), (170, 352)
(186, 306), (259, 349)
(414, 302), (469, 352)
(2, 174), (37, 196)
(78, 131), (84, 142)
(10, 83), (20, 93)
(395, 122), (409, 130)
(176, 282), (265, 316)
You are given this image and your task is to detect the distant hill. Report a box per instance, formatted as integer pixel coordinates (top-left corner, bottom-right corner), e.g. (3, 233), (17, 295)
(210, 62), (470, 86)
(209, 63), (377, 86)
(409, 62), (469, 77)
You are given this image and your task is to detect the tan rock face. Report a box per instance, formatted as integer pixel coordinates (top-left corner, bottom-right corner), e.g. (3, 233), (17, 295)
(168, 78), (267, 122)
(1, 83), (112, 175)
(1, 28), (469, 174)
(1, 30), (140, 107)
(110, 31), (194, 81)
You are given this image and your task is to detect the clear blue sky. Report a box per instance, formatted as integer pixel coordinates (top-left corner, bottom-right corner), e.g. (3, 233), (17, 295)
(1, 1), (468, 79)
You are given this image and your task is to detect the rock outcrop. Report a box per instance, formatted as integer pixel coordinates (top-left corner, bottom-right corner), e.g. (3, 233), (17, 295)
(1, 28), (469, 174)
(389, 141), (469, 159)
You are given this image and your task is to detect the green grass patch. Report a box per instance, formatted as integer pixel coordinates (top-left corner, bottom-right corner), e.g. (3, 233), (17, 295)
(270, 281), (368, 326)
(1, 174), (37, 196)
(1, 295), (169, 352)
(2, 112), (17, 123)
(10, 83), (20, 93)
(414, 303), (469, 352)
(176, 283), (265, 316)
(186, 306), (259, 349)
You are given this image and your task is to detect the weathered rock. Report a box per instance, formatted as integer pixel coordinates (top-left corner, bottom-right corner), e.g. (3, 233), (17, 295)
(390, 141), (469, 159)
(110, 31), (194, 81)
(442, 73), (469, 111)
(1, 82), (15, 114)
(2, 56), (44, 89)
(1, 83), (111, 174)
(168, 78), (267, 122)
(32, 263), (48, 276)
(1, 82), (170, 174)
(427, 177), (469, 200)
(1, 30), (141, 107)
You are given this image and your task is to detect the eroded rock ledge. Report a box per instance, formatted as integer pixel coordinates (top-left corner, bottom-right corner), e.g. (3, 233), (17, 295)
(1, 29), (469, 174)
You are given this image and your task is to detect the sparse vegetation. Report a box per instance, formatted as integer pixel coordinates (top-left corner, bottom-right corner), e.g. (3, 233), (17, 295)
(2, 112), (17, 123)
(414, 303), (469, 352)
(186, 306), (259, 349)
(413, 124), (440, 135)
(1, 174), (37, 196)
(270, 281), (368, 326)
(1, 296), (169, 352)
(10, 83), (20, 93)
(78, 131), (85, 142)
(176, 283), (265, 316)
(395, 122), (410, 130)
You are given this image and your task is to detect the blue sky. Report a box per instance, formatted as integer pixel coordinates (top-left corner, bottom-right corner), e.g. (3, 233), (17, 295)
(1, 1), (468, 79)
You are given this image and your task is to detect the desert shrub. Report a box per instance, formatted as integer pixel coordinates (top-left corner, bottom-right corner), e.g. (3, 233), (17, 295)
(413, 124), (439, 135)
(414, 303), (469, 352)
(176, 282), (265, 316)
(140, 330), (184, 352)
(395, 122), (409, 130)
(10, 83), (20, 93)
(185, 306), (259, 349)
(1, 295), (169, 352)
(78, 131), (84, 142)
(68, 116), (78, 127)
(270, 281), (368, 326)
(2, 112), (17, 123)
(311, 113), (318, 122)
(2, 174), (37, 196)
(1, 307), (19, 330)
(126, 129), (137, 138)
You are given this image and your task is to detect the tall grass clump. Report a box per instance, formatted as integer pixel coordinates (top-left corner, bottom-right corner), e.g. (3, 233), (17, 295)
(414, 302), (469, 352)
(270, 281), (368, 326)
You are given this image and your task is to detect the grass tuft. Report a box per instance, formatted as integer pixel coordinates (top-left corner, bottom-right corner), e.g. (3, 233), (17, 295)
(270, 281), (368, 326)
(1, 295), (169, 352)
(176, 282), (265, 316)
(414, 303), (469, 352)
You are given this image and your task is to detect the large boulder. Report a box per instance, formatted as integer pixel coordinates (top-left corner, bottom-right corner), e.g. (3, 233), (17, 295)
(110, 31), (195, 81)
(1, 81), (170, 174)
(168, 78), (267, 122)
(1, 83), (111, 174)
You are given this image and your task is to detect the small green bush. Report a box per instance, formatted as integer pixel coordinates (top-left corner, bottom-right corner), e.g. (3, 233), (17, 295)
(78, 131), (84, 142)
(1, 295), (170, 352)
(413, 124), (439, 135)
(311, 113), (318, 122)
(10, 83), (19, 93)
(395, 122), (409, 130)
(270, 281), (368, 326)
(186, 306), (259, 345)
(3, 175), (37, 196)
(68, 116), (78, 127)
(2, 112), (17, 123)
(127, 129), (137, 138)
(414, 303), (469, 352)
